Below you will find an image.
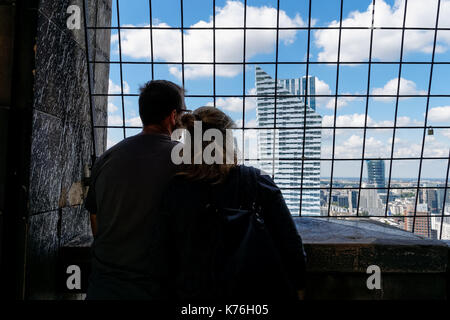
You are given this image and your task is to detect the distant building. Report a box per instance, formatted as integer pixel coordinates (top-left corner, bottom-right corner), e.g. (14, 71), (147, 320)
(366, 160), (385, 192)
(404, 203), (431, 238)
(431, 206), (450, 239)
(348, 190), (358, 211)
(255, 66), (322, 215)
(360, 183), (385, 216)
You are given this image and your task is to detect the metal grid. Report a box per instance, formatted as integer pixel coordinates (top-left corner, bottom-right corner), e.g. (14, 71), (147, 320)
(84, 0), (450, 239)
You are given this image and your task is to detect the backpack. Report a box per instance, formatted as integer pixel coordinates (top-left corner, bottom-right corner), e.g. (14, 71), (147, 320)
(204, 165), (298, 301)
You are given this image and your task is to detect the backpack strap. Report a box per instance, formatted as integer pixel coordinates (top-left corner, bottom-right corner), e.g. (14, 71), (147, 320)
(239, 165), (261, 213)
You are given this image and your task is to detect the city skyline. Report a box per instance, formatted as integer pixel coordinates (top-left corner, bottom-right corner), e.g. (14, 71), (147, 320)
(105, 0), (449, 181)
(99, 0), (449, 236)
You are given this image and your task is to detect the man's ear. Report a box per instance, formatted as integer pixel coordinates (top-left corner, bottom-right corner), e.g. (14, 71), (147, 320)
(170, 109), (177, 124)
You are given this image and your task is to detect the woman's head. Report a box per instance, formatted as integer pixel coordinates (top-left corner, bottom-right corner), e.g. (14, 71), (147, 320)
(176, 106), (238, 184)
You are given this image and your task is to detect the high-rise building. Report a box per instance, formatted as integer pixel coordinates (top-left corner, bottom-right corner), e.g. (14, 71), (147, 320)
(405, 203), (431, 237)
(360, 183), (385, 216)
(278, 76), (316, 111)
(366, 160), (386, 193)
(255, 66), (322, 215)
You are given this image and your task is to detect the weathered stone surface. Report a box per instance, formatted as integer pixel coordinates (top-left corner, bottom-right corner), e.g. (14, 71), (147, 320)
(60, 205), (92, 247)
(34, 13), (89, 120)
(26, 1), (111, 299)
(28, 110), (63, 214)
(305, 272), (446, 300)
(294, 217), (438, 244)
(26, 210), (60, 300)
(38, 0), (112, 56)
(294, 217), (448, 273)
(58, 118), (91, 207)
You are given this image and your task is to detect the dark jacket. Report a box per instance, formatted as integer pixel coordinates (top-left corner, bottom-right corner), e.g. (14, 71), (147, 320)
(158, 165), (307, 301)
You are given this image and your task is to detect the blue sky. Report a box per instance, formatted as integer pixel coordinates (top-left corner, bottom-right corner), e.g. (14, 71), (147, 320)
(104, 0), (450, 180)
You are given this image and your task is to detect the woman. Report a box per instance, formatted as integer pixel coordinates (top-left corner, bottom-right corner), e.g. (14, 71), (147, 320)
(159, 106), (307, 301)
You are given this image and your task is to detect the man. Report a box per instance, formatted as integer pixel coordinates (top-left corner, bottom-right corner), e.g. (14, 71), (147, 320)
(84, 80), (189, 299)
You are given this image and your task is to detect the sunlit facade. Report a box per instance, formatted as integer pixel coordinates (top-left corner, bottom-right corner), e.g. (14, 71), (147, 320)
(255, 66), (322, 215)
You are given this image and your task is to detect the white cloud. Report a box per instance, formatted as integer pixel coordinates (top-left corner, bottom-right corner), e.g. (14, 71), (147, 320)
(205, 88), (257, 113)
(112, 1), (304, 79)
(314, 0), (450, 62)
(333, 134), (389, 158)
(206, 90), (257, 113)
(108, 102), (119, 114)
(126, 116), (143, 127)
(107, 114), (142, 127)
(107, 138), (119, 149)
(234, 118), (258, 128)
(108, 114), (123, 126)
(322, 129), (447, 159)
(315, 78), (363, 109)
(323, 113), (367, 127)
(109, 79), (130, 94)
(428, 106), (450, 123)
(441, 129), (450, 139)
(322, 113), (424, 131)
(372, 78), (426, 102)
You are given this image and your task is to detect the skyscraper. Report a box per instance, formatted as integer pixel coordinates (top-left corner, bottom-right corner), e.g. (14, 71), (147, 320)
(255, 66), (322, 215)
(366, 160), (386, 191)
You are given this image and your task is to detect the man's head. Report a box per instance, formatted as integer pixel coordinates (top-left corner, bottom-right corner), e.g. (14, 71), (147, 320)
(139, 80), (187, 134)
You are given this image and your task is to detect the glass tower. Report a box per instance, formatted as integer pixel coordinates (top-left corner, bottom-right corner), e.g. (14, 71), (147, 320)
(366, 159), (386, 192)
(255, 66), (322, 215)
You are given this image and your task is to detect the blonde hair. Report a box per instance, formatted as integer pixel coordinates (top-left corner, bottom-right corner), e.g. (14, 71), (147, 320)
(176, 106), (238, 184)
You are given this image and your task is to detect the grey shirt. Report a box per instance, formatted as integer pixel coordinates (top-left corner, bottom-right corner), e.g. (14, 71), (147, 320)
(85, 132), (178, 280)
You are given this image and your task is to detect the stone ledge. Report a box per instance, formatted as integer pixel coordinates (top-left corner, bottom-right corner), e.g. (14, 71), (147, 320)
(294, 217), (449, 274)
(59, 218), (449, 299)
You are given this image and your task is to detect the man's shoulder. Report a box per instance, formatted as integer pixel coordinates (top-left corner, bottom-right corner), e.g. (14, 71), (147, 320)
(92, 134), (178, 172)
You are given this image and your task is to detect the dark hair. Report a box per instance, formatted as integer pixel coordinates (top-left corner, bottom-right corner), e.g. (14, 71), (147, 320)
(138, 80), (185, 126)
(177, 106), (238, 184)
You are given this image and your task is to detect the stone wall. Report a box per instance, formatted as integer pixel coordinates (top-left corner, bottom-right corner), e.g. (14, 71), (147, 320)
(25, 0), (111, 299)
(295, 218), (449, 299)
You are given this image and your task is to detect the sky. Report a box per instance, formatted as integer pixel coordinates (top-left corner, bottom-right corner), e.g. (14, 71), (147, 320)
(103, 0), (450, 181)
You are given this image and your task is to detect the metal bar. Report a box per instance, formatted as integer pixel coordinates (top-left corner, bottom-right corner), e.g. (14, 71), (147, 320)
(241, 0), (247, 162)
(94, 124), (450, 131)
(213, 0), (216, 107)
(83, 0), (97, 163)
(299, 0), (313, 217)
(93, 92), (450, 98)
(439, 149), (450, 239)
(180, 0), (185, 89)
(356, 0), (376, 217)
(412, 0), (441, 234)
(148, 0), (154, 79)
(278, 186), (446, 191)
(327, 0), (344, 218)
(271, 0), (281, 180)
(87, 26), (450, 31)
(90, 60), (450, 65)
(385, 0), (408, 218)
(115, 0), (126, 138)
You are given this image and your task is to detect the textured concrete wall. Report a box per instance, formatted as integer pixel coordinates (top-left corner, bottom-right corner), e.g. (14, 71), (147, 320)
(26, 0), (111, 299)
